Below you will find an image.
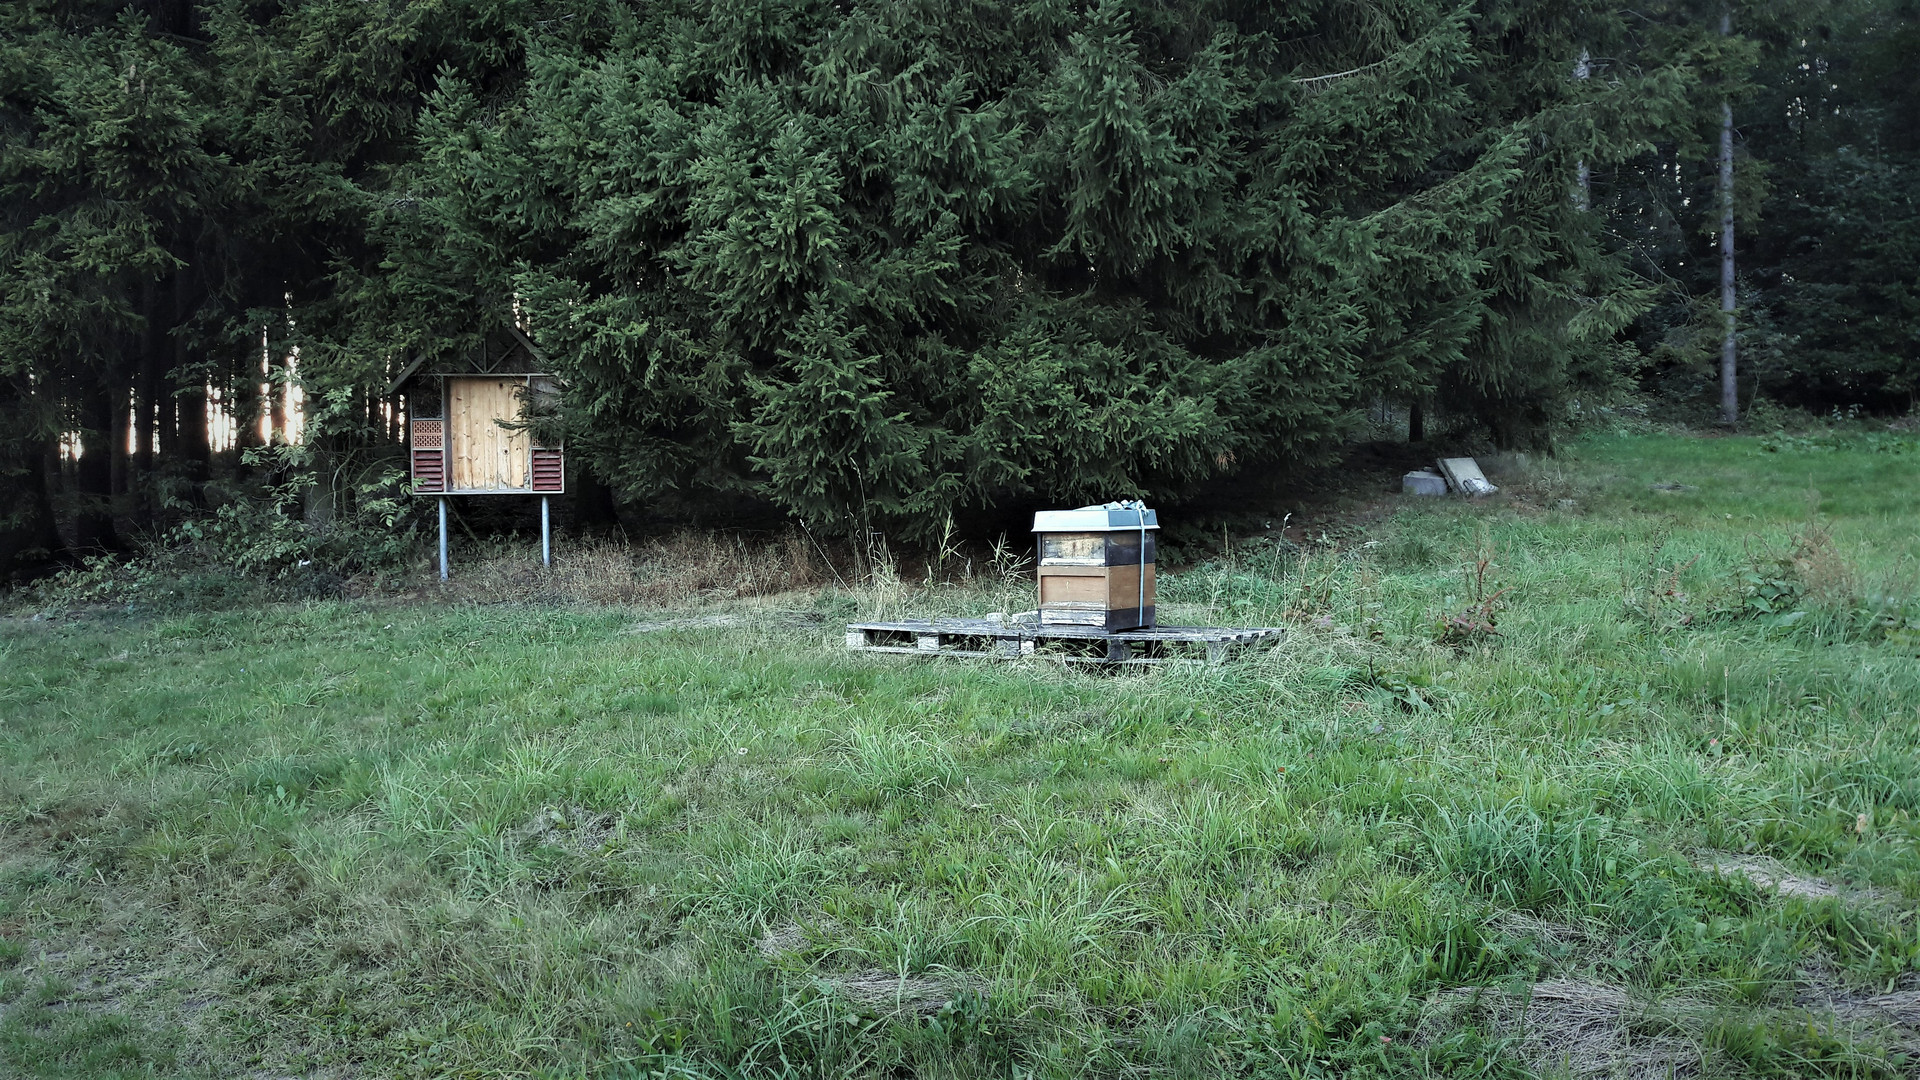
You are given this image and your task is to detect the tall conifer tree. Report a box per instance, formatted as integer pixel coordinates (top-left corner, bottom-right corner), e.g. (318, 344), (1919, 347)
(381, 0), (1703, 538)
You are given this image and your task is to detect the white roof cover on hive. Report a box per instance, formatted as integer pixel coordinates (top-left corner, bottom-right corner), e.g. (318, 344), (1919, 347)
(1031, 501), (1159, 533)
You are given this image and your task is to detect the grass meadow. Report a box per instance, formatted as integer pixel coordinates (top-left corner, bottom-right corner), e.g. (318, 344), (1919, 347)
(3, 429), (1920, 1078)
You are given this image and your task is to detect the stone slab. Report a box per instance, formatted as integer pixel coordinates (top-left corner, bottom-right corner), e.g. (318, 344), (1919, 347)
(1438, 457), (1498, 496)
(1403, 470), (1449, 496)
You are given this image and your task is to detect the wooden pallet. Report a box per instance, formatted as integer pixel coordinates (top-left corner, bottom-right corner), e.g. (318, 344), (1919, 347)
(845, 617), (1281, 665)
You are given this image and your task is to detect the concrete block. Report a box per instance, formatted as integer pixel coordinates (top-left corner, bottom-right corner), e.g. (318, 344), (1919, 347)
(1403, 470), (1449, 496)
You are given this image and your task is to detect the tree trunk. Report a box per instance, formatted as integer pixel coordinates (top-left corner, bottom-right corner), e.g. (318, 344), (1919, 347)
(269, 351), (289, 448)
(109, 383), (129, 528)
(1719, 11), (1738, 426)
(73, 381), (122, 553)
(135, 277), (164, 527)
(1574, 50), (1591, 211)
(1407, 399), (1425, 444)
(178, 378), (208, 471)
(304, 431), (336, 527)
(173, 268), (209, 500)
(156, 366), (178, 461)
(233, 344), (266, 478)
(0, 378), (64, 581)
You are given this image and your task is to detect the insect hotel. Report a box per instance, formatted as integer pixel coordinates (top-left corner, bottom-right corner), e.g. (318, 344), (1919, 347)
(1033, 502), (1157, 631)
(845, 500), (1280, 665)
(388, 325), (563, 578)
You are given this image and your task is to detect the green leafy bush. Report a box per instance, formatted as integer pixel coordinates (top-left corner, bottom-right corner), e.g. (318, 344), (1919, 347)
(20, 458), (418, 611)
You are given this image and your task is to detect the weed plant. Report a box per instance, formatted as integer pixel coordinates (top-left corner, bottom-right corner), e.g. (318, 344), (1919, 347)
(1, 430), (1918, 1078)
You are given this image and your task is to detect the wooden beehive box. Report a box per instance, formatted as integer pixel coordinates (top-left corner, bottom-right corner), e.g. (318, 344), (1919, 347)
(1032, 503), (1158, 631)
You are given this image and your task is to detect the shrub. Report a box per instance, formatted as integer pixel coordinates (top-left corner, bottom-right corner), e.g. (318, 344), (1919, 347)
(17, 460), (418, 612)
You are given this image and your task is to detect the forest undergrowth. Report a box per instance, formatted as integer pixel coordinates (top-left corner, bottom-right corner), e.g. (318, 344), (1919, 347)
(3, 429), (1919, 1078)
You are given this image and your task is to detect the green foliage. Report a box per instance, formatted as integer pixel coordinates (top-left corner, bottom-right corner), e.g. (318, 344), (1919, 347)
(1622, 0), (1920, 417)
(1435, 557), (1510, 646)
(20, 453), (417, 610)
(370, 0), (1703, 538)
(1741, 0), (1920, 413)
(183, 473), (413, 582)
(1735, 564), (1806, 622)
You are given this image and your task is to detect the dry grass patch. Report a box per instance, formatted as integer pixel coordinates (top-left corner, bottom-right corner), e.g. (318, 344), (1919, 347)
(431, 529), (836, 605)
(1701, 852), (1898, 907)
(1423, 979), (1710, 1079)
(815, 969), (977, 1017)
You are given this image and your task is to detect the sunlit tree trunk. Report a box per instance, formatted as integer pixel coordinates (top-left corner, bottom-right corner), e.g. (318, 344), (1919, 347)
(74, 382), (122, 552)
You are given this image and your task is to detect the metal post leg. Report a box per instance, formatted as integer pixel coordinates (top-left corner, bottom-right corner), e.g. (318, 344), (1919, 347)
(541, 495), (551, 568)
(438, 497), (449, 581)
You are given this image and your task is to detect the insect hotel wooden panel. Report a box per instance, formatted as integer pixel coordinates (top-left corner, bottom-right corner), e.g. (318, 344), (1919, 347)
(411, 376), (562, 496)
(1032, 503), (1157, 631)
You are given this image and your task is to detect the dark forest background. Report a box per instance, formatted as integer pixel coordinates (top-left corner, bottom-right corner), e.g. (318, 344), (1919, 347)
(2, 0), (1915, 583)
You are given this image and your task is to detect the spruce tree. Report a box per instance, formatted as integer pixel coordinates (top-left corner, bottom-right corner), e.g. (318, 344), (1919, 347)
(381, 0), (1704, 539)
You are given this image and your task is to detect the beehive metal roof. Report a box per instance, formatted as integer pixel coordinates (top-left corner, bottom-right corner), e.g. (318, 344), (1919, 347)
(1031, 503), (1159, 533)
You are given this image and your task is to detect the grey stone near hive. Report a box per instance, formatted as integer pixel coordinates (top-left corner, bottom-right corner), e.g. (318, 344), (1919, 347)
(1403, 470), (1449, 497)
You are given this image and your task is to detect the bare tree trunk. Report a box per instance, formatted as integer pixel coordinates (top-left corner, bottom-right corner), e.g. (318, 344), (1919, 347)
(136, 277), (164, 528)
(74, 381), (122, 553)
(0, 377), (64, 580)
(266, 330), (287, 448)
(173, 268), (209, 501)
(108, 381), (129, 534)
(1719, 11), (1738, 426)
(155, 381), (177, 464)
(233, 342), (266, 479)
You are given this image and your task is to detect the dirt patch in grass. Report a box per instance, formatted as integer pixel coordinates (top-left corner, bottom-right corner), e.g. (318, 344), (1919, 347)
(755, 924), (808, 958)
(1701, 853), (1894, 906)
(1846, 992), (1920, 1027)
(623, 610), (827, 634)
(815, 969), (977, 1016)
(515, 805), (619, 855)
(624, 614), (746, 633)
(1424, 979), (1708, 1079)
(1707, 854), (1843, 900)
(1489, 911), (1607, 953)
(1795, 961), (1920, 1054)
(754, 922), (974, 1017)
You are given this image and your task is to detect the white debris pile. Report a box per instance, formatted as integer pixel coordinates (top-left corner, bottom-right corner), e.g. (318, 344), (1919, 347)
(1404, 456), (1499, 497)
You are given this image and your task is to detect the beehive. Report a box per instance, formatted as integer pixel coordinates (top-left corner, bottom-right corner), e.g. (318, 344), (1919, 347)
(1032, 502), (1157, 631)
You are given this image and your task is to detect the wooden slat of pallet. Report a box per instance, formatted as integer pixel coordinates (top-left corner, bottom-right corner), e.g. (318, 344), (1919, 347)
(844, 619), (1281, 664)
(845, 619), (1281, 644)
